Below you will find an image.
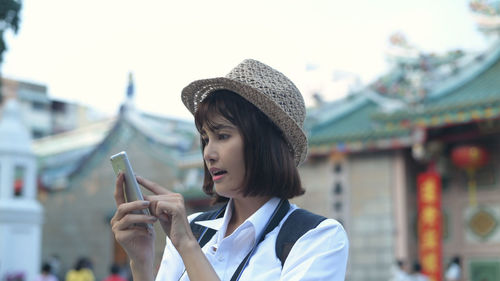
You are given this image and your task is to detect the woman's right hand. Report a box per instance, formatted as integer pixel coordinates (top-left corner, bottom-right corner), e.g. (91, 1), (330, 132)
(110, 173), (158, 266)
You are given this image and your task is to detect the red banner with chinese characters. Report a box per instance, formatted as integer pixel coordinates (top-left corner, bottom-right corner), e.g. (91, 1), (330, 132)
(417, 171), (443, 281)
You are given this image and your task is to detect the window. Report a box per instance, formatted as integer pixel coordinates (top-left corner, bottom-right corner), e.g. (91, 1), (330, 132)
(333, 182), (343, 195)
(334, 163), (342, 174)
(334, 201), (342, 212)
(31, 101), (46, 111)
(51, 100), (67, 112)
(32, 130), (44, 139)
(14, 166), (26, 197)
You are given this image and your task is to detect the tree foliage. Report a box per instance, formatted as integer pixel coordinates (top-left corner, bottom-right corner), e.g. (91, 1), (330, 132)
(0, 0), (21, 63)
(0, 0), (21, 103)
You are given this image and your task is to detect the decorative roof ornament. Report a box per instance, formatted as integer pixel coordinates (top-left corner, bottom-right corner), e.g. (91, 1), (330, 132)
(120, 72), (136, 114)
(126, 72), (134, 98)
(373, 33), (465, 108)
(385, 32), (420, 65)
(469, 0), (500, 31)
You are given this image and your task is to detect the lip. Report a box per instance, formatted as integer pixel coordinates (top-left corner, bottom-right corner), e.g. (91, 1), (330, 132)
(209, 167), (226, 182)
(212, 174), (225, 182)
(209, 167), (222, 175)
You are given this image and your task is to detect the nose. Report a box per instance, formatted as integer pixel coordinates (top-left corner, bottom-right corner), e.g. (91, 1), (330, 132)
(203, 141), (218, 164)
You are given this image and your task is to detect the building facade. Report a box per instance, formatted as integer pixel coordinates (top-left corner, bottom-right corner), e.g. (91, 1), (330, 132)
(299, 36), (500, 281)
(1, 77), (105, 139)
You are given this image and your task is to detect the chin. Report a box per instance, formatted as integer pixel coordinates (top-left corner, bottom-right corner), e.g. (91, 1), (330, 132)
(214, 186), (240, 199)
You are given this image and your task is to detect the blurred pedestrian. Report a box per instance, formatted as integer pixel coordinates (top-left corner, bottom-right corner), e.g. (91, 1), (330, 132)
(390, 259), (410, 281)
(65, 257), (95, 281)
(410, 262), (429, 281)
(445, 256), (461, 281)
(102, 264), (127, 281)
(47, 254), (62, 281)
(4, 272), (24, 281)
(34, 263), (58, 281)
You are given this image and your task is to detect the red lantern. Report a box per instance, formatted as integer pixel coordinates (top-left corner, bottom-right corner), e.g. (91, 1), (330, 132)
(451, 146), (488, 170)
(451, 145), (489, 206)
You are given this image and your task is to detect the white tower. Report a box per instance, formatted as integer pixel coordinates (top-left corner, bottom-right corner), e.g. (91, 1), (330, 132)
(0, 99), (43, 281)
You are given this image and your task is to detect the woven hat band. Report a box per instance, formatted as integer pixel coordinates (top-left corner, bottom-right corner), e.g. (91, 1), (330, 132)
(225, 60), (306, 127)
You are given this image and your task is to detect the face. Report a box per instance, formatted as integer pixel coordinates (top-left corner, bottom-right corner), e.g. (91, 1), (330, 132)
(201, 115), (246, 199)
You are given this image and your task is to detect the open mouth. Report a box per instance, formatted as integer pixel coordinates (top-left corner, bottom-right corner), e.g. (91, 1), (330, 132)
(212, 170), (227, 181)
(213, 170), (227, 176)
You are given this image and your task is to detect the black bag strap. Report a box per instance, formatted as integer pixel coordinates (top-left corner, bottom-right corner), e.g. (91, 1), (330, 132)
(190, 204), (226, 247)
(275, 208), (326, 266)
(189, 203), (326, 271)
(230, 199), (290, 281)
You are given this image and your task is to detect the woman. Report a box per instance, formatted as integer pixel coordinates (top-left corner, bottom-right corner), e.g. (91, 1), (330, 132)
(65, 257), (95, 281)
(111, 59), (349, 281)
(444, 256), (461, 281)
(34, 263), (58, 281)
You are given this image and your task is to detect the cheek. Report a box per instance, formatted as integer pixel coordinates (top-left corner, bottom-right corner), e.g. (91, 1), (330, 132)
(234, 153), (246, 181)
(233, 148), (245, 170)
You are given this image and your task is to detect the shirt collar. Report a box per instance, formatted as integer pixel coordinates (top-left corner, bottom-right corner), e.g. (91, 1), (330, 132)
(194, 216), (225, 230)
(194, 197), (281, 241)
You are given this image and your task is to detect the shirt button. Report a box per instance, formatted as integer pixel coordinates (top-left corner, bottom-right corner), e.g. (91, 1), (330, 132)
(217, 255), (224, 262)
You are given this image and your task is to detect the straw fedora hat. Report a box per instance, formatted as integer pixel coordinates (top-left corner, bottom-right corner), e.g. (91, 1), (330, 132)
(181, 59), (308, 166)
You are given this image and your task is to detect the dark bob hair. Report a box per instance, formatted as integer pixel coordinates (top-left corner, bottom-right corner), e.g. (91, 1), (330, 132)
(194, 90), (305, 203)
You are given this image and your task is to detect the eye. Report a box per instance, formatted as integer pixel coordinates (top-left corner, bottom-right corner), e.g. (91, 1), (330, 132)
(201, 135), (209, 144)
(218, 134), (230, 140)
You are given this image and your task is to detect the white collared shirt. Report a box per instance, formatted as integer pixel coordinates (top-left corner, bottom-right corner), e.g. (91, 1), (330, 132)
(155, 197), (349, 281)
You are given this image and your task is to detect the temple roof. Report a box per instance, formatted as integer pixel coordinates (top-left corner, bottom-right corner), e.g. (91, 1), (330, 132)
(307, 41), (500, 154)
(33, 106), (204, 199)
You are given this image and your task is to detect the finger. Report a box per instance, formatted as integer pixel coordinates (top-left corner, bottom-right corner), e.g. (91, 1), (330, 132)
(112, 213), (158, 231)
(136, 176), (172, 195)
(154, 196), (185, 219)
(146, 194), (183, 217)
(154, 200), (193, 238)
(113, 200), (151, 222)
(145, 195), (165, 217)
(154, 203), (175, 227)
(144, 194), (177, 202)
(114, 173), (126, 206)
(143, 192), (166, 203)
(113, 226), (152, 244)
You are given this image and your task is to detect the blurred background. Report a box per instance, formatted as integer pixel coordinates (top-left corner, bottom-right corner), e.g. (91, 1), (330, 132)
(0, 0), (499, 281)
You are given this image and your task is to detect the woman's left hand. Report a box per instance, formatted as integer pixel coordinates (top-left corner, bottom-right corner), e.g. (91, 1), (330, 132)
(138, 176), (221, 281)
(136, 176), (197, 252)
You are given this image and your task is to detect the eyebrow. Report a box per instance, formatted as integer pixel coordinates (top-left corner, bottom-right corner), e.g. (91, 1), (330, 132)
(213, 124), (236, 130)
(201, 124), (237, 134)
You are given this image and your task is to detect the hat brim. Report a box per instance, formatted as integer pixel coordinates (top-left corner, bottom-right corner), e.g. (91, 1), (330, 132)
(181, 77), (308, 166)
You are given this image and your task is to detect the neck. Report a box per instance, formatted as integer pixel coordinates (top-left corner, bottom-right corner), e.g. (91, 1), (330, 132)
(225, 196), (271, 237)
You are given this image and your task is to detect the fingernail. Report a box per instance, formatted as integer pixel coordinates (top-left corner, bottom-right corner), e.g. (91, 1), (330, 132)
(149, 216), (158, 221)
(142, 201), (150, 206)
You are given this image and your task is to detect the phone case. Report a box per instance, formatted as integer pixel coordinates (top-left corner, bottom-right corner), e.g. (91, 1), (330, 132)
(110, 151), (152, 228)
(110, 151), (145, 202)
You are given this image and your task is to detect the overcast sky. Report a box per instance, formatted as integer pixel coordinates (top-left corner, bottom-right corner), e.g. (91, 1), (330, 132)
(2, 0), (490, 120)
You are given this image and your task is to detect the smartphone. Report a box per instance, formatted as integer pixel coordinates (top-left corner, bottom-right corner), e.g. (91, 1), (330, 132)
(110, 151), (152, 228)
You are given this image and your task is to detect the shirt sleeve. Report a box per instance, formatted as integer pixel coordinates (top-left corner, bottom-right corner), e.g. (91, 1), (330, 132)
(279, 218), (349, 281)
(155, 212), (202, 281)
